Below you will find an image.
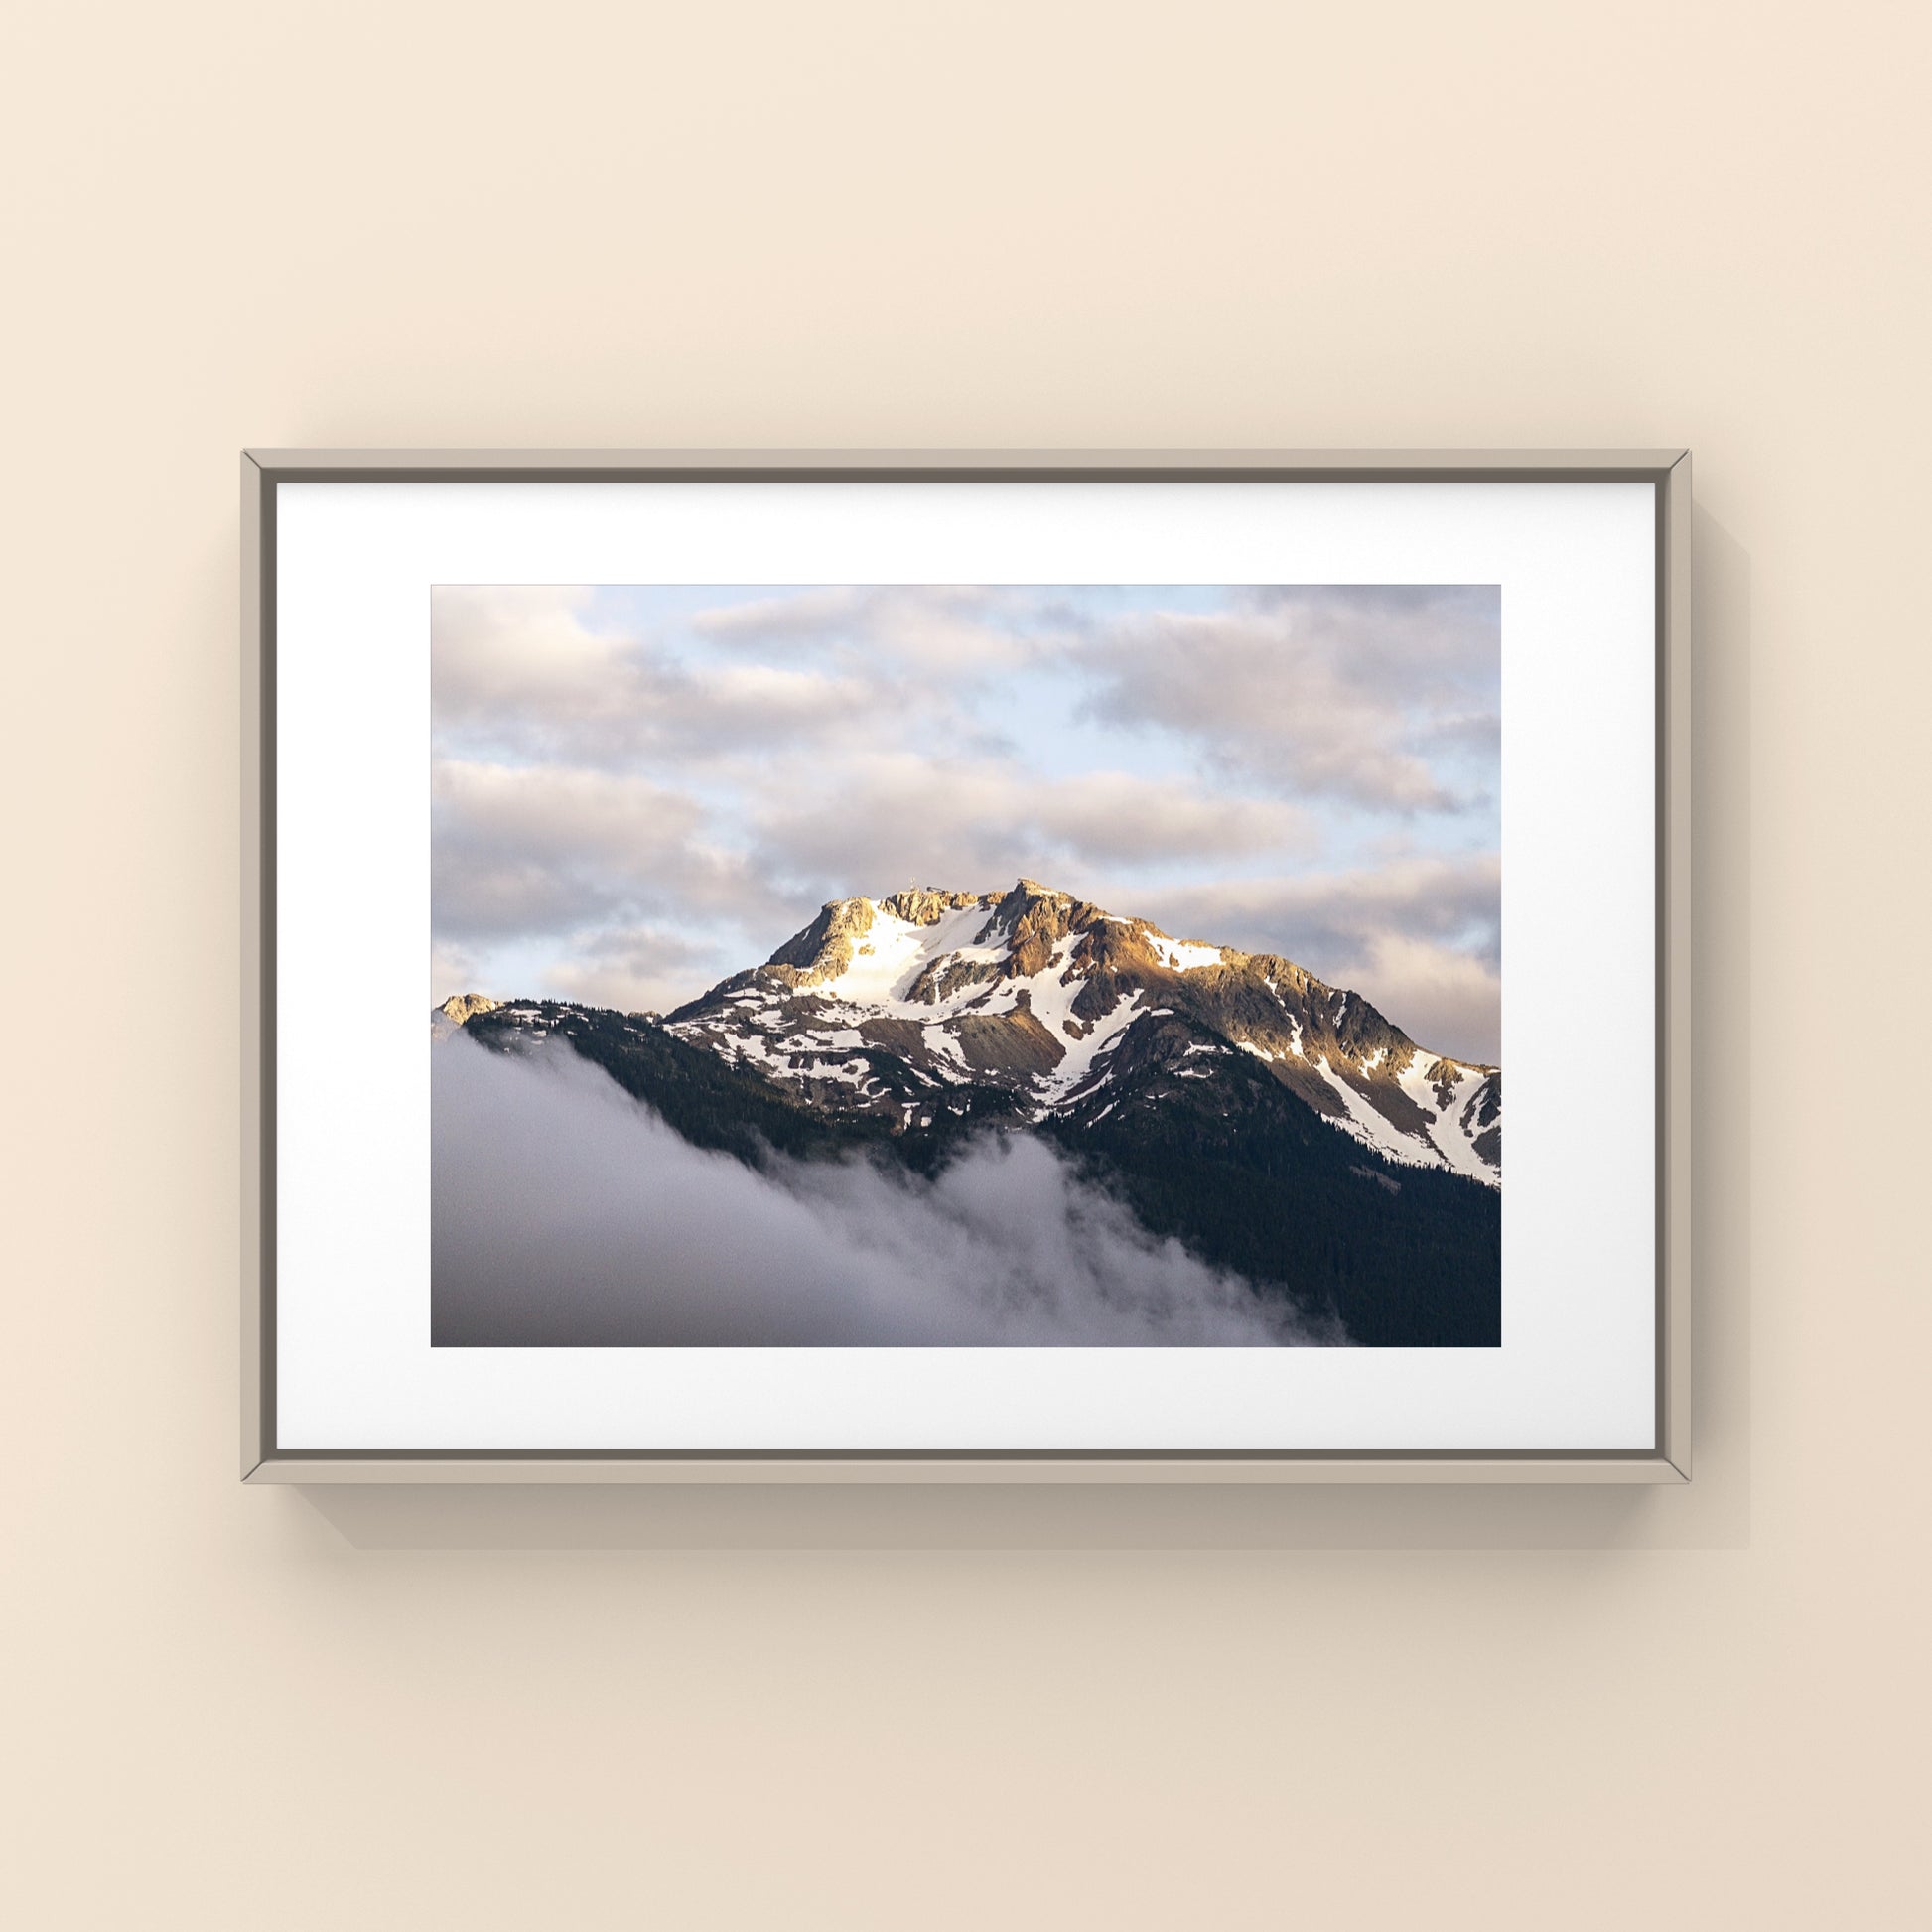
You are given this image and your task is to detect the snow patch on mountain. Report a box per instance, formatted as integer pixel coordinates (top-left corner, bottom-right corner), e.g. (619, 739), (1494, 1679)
(1313, 1056), (1444, 1171)
(819, 902), (994, 1004)
(1395, 1052), (1498, 1183)
(1149, 936), (1225, 972)
(1036, 989), (1146, 1108)
(1020, 934), (1087, 1037)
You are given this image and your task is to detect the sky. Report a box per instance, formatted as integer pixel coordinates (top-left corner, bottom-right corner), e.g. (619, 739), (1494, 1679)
(431, 582), (1503, 1062)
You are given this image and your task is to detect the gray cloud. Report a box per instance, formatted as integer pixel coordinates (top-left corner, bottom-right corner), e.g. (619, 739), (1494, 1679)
(544, 924), (737, 1017)
(433, 1035), (1333, 1347)
(694, 585), (1039, 673)
(431, 759), (788, 947)
(431, 744), (1315, 993)
(429, 937), (482, 1008)
(750, 754), (1311, 888)
(1075, 586), (1500, 812)
(432, 586), (918, 769)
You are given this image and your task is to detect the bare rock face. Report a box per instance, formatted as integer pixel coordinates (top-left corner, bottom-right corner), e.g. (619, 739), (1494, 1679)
(763, 896), (877, 986)
(880, 887), (986, 926)
(907, 954), (1000, 1005)
(952, 1006), (1066, 1074)
(431, 992), (500, 1040)
(994, 879), (1092, 978)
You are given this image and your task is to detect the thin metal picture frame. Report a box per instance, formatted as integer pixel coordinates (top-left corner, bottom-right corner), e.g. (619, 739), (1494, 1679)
(240, 448), (1692, 1484)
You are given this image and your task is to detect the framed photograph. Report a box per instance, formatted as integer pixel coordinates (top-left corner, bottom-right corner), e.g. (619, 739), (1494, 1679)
(241, 449), (1690, 1482)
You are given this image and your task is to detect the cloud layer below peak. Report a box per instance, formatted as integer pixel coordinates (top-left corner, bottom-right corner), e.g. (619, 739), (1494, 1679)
(433, 1035), (1333, 1346)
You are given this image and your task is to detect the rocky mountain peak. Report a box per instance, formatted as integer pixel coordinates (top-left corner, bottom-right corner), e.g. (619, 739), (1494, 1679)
(1003, 890), (1081, 977)
(762, 896), (880, 986)
(647, 880), (1502, 1186)
(879, 887), (988, 926)
(994, 877), (1073, 923)
(761, 880), (1093, 989)
(460, 877), (1501, 1192)
(431, 992), (501, 1040)
(437, 992), (499, 1024)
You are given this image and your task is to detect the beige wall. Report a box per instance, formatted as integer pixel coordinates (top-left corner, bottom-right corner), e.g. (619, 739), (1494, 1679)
(5, 2), (1926, 1925)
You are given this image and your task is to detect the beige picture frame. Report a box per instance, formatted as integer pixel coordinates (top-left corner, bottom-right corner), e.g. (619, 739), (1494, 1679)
(240, 448), (1692, 1484)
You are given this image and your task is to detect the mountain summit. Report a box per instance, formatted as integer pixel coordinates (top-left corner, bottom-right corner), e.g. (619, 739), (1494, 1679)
(437, 882), (1502, 1344)
(659, 879), (1500, 1186)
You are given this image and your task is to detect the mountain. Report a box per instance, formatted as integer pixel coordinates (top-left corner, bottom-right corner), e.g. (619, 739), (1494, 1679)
(430, 991), (499, 1041)
(660, 880), (1500, 1184)
(436, 881), (1502, 1345)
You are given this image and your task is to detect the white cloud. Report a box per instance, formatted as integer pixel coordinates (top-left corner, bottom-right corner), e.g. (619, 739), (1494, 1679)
(433, 1036), (1334, 1345)
(545, 925), (736, 1017)
(432, 585), (909, 768)
(429, 938), (481, 1005)
(749, 754), (1311, 888)
(1076, 586), (1500, 812)
(431, 759), (785, 945)
(430, 586), (611, 712)
(694, 585), (1040, 672)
